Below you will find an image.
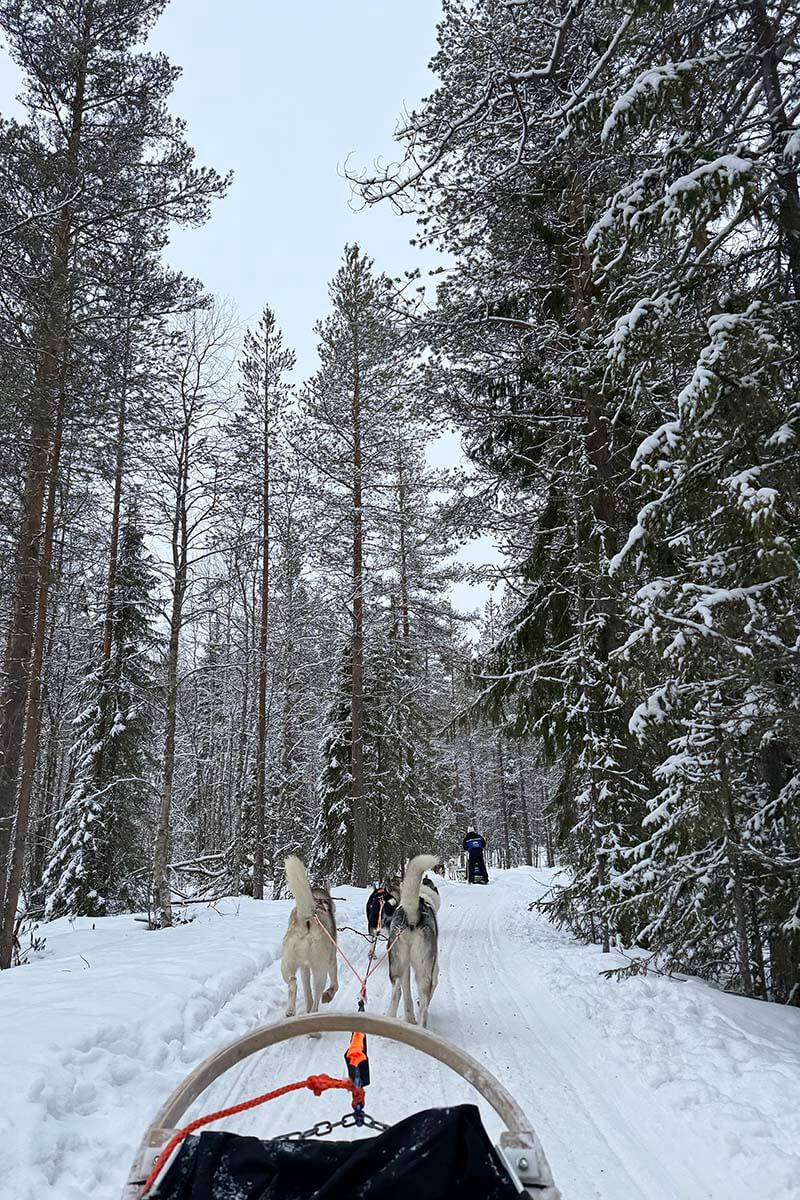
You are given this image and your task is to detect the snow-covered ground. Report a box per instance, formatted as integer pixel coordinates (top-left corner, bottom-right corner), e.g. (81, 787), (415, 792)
(3, 868), (799, 1200)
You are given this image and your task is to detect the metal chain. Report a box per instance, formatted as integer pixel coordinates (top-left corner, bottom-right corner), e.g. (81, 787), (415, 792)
(279, 1111), (389, 1142)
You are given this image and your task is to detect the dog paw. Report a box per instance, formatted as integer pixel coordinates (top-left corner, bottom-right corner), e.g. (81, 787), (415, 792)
(321, 987), (336, 1004)
(285, 1008), (296, 1018)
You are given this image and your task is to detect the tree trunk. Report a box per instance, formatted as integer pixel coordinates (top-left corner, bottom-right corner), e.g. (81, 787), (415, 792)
(0, 400), (52, 902)
(93, 316), (132, 799)
(397, 443), (411, 642)
(715, 725), (755, 997)
(748, 892), (768, 1000)
(544, 785), (555, 868)
(351, 350), (368, 887)
(152, 420), (190, 929)
(233, 566), (251, 892)
(517, 742), (533, 866)
(496, 737), (511, 870)
(466, 727), (478, 829)
(749, 0), (800, 300)
(253, 368), (270, 899)
(0, 357), (67, 967)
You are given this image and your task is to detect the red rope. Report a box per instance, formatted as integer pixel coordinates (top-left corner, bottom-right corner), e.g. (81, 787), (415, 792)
(315, 914), (368, 998)
(364, 928), (402, 985)
(142, 1074), (364, 1195)
(316, 906), (403, 1004)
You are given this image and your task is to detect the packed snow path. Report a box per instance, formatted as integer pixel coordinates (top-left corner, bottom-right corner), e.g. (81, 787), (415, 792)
(3, 869), (799, 1200)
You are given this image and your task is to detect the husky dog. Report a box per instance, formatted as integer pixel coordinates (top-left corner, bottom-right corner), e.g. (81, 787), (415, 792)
(387, 854), (441, 1028)
(366, 878), (401, 937)
(281, 856), (338, 1018)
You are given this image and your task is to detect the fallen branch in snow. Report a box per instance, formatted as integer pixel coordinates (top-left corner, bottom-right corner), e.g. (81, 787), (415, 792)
(600, 951), (687, 984)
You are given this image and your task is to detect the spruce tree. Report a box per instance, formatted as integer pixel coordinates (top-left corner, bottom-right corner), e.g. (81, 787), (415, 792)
(43, 505), (157, 917)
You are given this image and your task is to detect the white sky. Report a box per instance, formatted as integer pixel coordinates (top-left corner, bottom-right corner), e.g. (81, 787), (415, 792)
(0, 0), (498, 617)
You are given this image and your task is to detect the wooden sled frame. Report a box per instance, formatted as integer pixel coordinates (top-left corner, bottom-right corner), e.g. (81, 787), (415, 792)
(123, 1012), (560, 1198)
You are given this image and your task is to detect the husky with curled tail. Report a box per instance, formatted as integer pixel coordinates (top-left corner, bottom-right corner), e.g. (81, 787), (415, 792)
(387, 854), (441, 1028)
(281, 856), (338, 1018)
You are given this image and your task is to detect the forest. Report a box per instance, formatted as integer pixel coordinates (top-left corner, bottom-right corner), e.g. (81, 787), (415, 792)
(0, 0), (798, 1010)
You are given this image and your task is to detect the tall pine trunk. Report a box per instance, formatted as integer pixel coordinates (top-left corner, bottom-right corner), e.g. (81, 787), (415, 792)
(496, 737), (511, 870)
(152, 422), (190, 928)
(0, 353), (68, 966)
(517, 742), (533, 867)
(93, 318), (131, 795)
(253, 374), (270, 899)
(351, 352), (368, 887)
(0, 21), (90, 913)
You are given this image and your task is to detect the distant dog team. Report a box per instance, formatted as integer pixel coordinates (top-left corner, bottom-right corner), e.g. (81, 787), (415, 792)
(281, 853), (441, 1027)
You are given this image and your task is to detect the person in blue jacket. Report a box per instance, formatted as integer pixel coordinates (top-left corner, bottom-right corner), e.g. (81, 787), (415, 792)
(463, 831), (488, 884)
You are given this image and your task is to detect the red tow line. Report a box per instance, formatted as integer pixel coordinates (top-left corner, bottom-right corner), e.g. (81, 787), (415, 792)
(314, 908), (401, 1007)
(142, 1073), (364, 1195)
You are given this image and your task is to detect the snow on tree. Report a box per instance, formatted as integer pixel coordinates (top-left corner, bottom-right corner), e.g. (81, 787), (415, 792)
(43, 506), (158, 917)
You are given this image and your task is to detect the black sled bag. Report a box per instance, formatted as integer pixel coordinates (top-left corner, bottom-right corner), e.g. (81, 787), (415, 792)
(156, 1103), (518, 1200)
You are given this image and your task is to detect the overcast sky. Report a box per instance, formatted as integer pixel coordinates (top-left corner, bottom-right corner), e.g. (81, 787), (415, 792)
(152, 0), (444, 374)
(0, 0), (498, 616)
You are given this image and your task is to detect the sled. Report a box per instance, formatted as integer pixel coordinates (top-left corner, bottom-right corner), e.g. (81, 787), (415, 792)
(123, 1011), (560, 1199)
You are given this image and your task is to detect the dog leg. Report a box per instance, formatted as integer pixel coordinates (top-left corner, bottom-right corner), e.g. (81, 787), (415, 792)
(285, 973), (298, 1018)
(310, 961), (328, 1012)
(402, 966), (416, 1024)
(301, 965), (313, 1013)
(321, 952), (338, 1004)
(417, 973), (433, 1028)
(387, 974), (402, 1018)
(303, 962), (327, 1038)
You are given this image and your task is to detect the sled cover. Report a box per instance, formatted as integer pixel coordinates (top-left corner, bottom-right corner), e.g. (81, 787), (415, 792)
(156, 1103), (519, 1199)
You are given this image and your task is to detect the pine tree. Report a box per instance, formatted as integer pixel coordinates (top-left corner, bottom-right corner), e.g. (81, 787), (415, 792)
(235, 307), (295, 897)
(301, 246), (418, 885)
(43, 505), (157, 917)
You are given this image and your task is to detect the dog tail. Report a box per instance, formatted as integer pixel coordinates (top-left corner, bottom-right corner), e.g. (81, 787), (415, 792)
(285, 856), (316, 921)
(400, 854), (439, 927)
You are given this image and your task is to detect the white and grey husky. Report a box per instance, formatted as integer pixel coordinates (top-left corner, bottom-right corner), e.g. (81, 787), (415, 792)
(281, 856), (339, 1017)
(387, 853), (441, 1028)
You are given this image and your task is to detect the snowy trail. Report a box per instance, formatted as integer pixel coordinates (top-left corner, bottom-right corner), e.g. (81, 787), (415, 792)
(189, 870), (800, 1200)
(3, 869), (800, 1200)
